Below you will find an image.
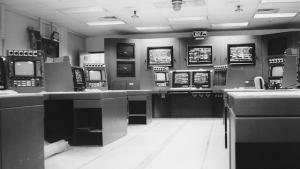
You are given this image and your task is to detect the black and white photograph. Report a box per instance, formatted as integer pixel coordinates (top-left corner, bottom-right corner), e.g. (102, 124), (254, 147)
(0, 0), (300, 169)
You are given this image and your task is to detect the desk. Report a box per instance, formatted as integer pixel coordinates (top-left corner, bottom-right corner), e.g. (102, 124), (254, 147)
(152, 89), (224, 118)
(44, 91), (127, 146)
(227, 91), (300, 169)
(0, 94), (44, 169)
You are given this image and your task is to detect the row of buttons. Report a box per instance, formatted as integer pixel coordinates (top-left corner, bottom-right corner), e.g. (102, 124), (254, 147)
(89, 82), (106, 87)
(8, 50), (40, 57)
(268, 58), (284, 64)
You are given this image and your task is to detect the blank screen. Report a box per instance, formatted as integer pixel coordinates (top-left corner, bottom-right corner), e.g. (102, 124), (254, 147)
(89, 71), (101, 81)
(155, 73), (166, 81)
(272, 66), (283, 77)
(15, 61), (34, 76)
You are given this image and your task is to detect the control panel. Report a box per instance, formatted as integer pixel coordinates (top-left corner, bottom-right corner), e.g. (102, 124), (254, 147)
(84, 63), (108, 90)
(11, 78), (43, 87)
(153, 66), (170, 88)
(268, 56), (284, 89)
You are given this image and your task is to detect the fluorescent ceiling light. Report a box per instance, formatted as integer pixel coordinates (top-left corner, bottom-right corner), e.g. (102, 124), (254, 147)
(168, 16), (207, 22)
(254, 12), (297, 18)
(261, 0), (300, 3)
(87, 20), (126, 26)
(212, 22), (249, 27)
(136, 26), (171, 31)
(58, 7), (104, 14)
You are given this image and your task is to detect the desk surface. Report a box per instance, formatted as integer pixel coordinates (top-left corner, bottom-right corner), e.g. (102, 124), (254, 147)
(228, 90), (300, 116)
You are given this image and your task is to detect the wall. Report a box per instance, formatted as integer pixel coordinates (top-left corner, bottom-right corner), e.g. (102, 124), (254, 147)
(67, 32), (86, 66)
(105, 32), (299, 90)
(1, 8), (86, 66)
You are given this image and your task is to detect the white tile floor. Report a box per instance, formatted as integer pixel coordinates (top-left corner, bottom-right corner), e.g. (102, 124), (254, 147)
(45, 118), (229, 169)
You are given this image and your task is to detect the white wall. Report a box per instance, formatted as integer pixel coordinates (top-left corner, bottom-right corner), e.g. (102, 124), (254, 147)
(1, 8), (86, 66)
(85, 28), (300, 52)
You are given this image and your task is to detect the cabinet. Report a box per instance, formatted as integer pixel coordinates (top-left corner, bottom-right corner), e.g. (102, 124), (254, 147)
(0, 94), (44, 169)
(127, 91), (152, 124)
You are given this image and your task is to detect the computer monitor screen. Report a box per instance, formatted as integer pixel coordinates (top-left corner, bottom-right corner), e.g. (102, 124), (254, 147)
(173, 72), (190, 87)
(14, 61), (35, 76)
(89, 70), (101, 81)
(271, 66), (283, 77)
(193, 71), (210, 87)
(155, 72), (167, 81)
(74, 69), (84, 84)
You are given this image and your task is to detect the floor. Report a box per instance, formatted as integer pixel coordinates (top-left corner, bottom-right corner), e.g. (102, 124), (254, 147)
(45, 118), (229, 169)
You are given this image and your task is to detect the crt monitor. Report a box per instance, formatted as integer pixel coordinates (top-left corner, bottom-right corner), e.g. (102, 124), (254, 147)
(88, 70), (101, 81)
(172, 72), (190, 88)
(71, 66), (86, 91)
(155, 72), (167, 82)
(192, 71), (211, 88)
(270, 66), (284, 77)
(7, 56), (44, 88)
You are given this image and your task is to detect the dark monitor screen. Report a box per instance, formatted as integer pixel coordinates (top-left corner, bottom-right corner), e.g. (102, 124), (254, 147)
(268, 37), (287, 55)
(14, 61), (35, 76)
(0, 57), (7, 90)
(192, 71), (210, 88)
(271, 66), (284, 77)
(173, 72), (190, 87)
(88, 70), (101, 81)
(42, 38), (59, 58)
(155, 72), (167, 82)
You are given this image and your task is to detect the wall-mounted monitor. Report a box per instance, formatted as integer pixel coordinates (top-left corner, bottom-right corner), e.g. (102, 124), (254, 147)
(187, 45), (212, 66)
(268, 37), (287, 55)
(117, 43), (135, 59)
(172, 71), (190, 88)
(117, 61), (135, 77)
(147, 46), (173, 67)
(42, 38), (59, 59)
(71, 66), (86, 91)
(192, 71), (211, 88)
(228, 43), (255, 65)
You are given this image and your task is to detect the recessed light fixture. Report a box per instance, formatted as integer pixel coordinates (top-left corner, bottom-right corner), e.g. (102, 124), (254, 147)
(58, 7), (104, 14)
(254, 12), (297, 18)
(87, 20), (126, 26)
(212, 22), (249, 27)
(136, 26), (171, 31)
(168, 16), (207, 22)
(261, 0), (300, 3)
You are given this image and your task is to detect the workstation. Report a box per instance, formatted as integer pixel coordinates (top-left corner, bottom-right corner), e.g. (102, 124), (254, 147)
(0, 0), (300, 169)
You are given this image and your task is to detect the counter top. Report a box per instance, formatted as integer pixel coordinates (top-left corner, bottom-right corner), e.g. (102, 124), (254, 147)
(228, 90), (300, 116)
(0, 93), (44, 108)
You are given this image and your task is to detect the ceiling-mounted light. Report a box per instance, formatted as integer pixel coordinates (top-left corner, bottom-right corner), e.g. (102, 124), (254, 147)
(131, 10), (139, 19)
(168, 16), (207, 21)
(261, 0), (300, 3)
(212, 22), (249, 27)
(58, 7), (104, 14)
(254, 12), (297, 18)
(136, 26), (171, 31)
(87, 20), (126, 26)
(172, 0), (183, 11)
